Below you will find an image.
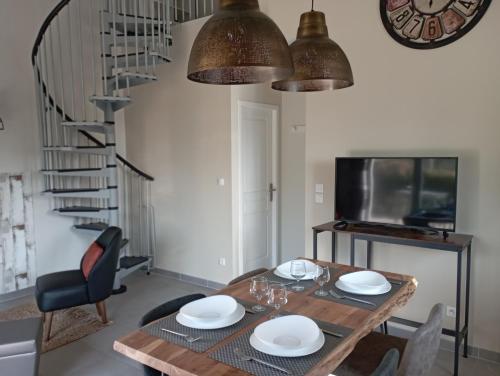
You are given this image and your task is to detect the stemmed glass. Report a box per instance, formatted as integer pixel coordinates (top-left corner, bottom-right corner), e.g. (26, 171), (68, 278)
(313, 265), (330, 297)
(289, 260), (306, 292)
(267, 284), (288, 319)
(249, 276), (269, 312)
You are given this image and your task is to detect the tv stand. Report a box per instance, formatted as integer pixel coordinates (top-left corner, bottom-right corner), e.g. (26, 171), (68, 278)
(312, 221), (473, 376)
(339, 221), (440, 236)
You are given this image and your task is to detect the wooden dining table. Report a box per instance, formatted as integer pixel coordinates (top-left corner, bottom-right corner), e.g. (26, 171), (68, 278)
(114, 260), (417, 376)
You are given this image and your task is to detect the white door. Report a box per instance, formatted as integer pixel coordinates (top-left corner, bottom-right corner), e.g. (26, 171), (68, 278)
(238, 101), (278, 273)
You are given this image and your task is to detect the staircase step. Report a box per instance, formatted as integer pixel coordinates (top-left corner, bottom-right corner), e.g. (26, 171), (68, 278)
(62, 121), (114, 134)
(89, 96), (132, 112)
(57, 206), (103, 213)
(119, 256), (149, 270)
(106, 72), (158, 93)
(43, 188), (112, 199)
(104, 51), (152, 70)
(103, 11), (168, 35)
(55, 206), (116, 220)
(101, 32), (172, 49)
(42, 146), (111, 156)
(42, 167), (113, 178)
(73, 222), (109, 232)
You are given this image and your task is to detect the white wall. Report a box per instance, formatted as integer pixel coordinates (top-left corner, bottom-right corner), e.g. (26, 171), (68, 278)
(0, 0), (96, 287)
(280, 93), (305, 263)
(265, 0), (500, 354)
(125, 18), (234, 284)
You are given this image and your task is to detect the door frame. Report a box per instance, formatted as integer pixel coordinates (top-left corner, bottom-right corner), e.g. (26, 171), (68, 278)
(231, 100), (279, 278)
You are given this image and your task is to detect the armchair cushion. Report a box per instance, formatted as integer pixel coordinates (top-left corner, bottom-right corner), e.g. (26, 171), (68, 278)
(81, 242), (104, 280)
(35, 270), (89, 312)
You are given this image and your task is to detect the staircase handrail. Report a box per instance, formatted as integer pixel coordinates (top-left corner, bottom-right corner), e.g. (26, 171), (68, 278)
(31, 0), (154, 182)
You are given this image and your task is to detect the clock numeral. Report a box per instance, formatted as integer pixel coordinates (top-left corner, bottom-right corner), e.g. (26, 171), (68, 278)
(442, 8), (466, 34)
(422, 16), (443, 40)
(454, 0), (479, 16)
(387, 0), (410, 12)
(403, 15), (425, 39)
(390, 5), (414, 30)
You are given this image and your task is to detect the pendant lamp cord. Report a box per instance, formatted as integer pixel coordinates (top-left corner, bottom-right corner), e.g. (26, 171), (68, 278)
(311, 0), (315, 11)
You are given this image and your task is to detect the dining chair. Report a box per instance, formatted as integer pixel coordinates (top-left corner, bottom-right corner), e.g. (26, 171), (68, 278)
(35, 227), (122, 341)
(335, 303), (445, 376)
(227, 268), (269, 286)
(139, 293), (207, 376)
(371, 348), (399, 376)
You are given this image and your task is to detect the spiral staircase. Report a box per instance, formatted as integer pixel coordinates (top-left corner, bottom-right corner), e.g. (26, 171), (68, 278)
(32, 0), (215, 292)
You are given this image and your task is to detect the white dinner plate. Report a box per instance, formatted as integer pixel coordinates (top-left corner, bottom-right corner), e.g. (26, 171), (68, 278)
(176, 303), (245, 329)
(250, 332), (325, 357)
(273, 260), (317, 281)
(180, 295), (237, 322)
(254, 315), (321, 349)
(339, 271), (388, 289)
(335, 279), (392, 296)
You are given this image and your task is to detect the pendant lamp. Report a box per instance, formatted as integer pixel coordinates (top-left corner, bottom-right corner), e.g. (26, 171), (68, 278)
(187, 0), (294, 85)
(272, 1), (354, 92)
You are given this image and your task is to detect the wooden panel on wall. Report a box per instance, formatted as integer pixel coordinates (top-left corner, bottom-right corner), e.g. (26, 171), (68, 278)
(0, 173), (36, 294)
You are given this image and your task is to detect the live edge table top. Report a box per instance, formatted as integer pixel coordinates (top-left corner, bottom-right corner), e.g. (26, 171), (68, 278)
(113, 261), (417, 376)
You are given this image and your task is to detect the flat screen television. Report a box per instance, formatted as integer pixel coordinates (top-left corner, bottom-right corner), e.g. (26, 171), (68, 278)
(334, 157), (458, 232)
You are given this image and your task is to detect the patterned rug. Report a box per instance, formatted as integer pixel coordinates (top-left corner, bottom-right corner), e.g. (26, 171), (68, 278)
(0, 301), (109, 353)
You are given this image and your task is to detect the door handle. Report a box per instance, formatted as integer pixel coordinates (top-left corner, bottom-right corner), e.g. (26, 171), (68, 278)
(269, 183), (277, 202)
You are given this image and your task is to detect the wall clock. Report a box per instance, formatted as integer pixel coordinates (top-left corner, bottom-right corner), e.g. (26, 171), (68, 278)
(380, 0), (492, 49)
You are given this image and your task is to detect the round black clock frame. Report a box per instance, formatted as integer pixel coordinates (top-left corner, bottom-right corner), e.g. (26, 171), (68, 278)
(380, 0), (492, 49)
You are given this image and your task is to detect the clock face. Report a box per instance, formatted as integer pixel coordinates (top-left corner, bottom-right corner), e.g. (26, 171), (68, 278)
(380, 0), (491, 49)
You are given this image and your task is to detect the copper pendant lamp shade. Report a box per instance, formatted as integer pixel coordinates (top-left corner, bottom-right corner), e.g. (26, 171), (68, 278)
(272, 10), (354, 92)
(187, 0), (294, 85)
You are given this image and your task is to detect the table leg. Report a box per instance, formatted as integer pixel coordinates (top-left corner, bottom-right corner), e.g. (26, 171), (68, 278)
(313, 230), (318, 260)
(350, 235), (355, 266)
(331, 232), (337, 263)
(367, 241), (373, 269)
(453, 250), (462, 376)
(464, 244), (471, 358)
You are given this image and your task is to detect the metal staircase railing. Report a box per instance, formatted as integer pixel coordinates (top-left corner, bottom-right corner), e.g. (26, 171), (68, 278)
(32, 0), (214, 292)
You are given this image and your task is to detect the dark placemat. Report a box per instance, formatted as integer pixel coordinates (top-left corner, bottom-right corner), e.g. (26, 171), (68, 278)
(209, 315), (352, 376)
(311, 278), (408, 311)
(141, 299), (267, 353)
(261, 267), (338, 291)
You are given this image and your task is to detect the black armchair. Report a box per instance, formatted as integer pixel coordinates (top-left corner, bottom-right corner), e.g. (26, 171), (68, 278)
(139, 294), (206, 376)
(35, 227), (122, 341)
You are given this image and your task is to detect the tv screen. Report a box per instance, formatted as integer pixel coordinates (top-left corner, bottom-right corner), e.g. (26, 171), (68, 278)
(335, 157), (458, 231)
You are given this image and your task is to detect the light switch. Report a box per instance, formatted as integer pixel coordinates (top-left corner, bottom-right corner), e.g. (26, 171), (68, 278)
(315, 184), (324, 193)
(217, 178), (225, 186)
(315, 193), (324, 204)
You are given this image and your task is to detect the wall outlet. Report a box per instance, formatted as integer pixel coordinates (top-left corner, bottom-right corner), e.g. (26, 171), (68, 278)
(218, 257), (227, 267)
(446, 306), (456, 318)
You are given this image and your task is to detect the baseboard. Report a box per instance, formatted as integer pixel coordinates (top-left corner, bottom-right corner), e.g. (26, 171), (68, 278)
(0, 286), (35, 304)
(387, 322), (500, 365)
(151, 268), (226, 290)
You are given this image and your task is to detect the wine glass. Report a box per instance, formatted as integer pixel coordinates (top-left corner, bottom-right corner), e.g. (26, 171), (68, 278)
(289, 260), (306, 292)
(249, 276), (268, 312)
(267, 284), (288, 319)
(313, 265), (330, 297)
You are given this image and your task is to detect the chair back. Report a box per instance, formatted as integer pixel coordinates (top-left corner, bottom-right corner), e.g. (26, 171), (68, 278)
(139, 294), (206, 376)
(81, 227), (122, 303)
(398, 303), (445, 376)
(228, 268), (269, 286)
(371, 348), (399, 376)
